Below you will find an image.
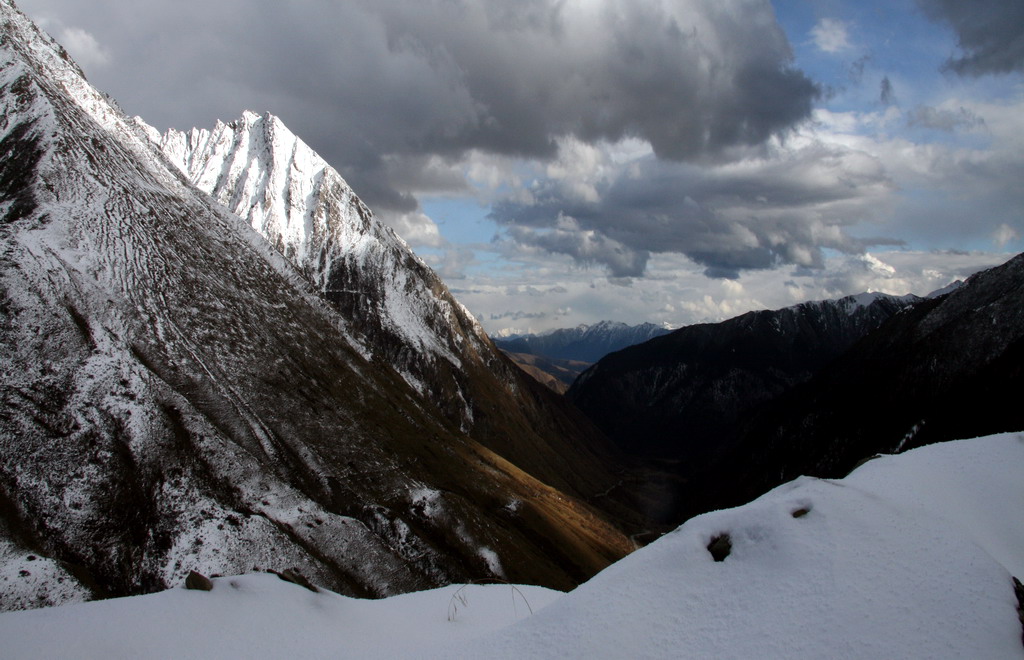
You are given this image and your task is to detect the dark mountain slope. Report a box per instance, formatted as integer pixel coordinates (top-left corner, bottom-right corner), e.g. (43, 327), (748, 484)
(568, 293), (918, 464)
(570, 254), (1022, 527)
(0, 0), (633, 610)
(690, 252), (1024, 519)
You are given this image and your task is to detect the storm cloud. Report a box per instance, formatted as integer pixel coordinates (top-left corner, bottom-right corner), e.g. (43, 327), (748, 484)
(917, 0), (1024, 75)
(491, 136), (896, 278)
(23, 0), (1014, 293)
(20, 0), (817, 213)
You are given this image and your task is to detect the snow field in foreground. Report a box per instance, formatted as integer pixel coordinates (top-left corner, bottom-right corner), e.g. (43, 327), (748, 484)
(2, 432), (1022, 659)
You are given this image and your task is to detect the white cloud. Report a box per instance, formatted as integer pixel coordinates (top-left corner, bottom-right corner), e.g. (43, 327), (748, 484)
(806, 96), (1024, 250)
(58, 26), (111, 70)
(992, 223), (1020, 248)
(377, 210), (445, 248)
(454, 249), (1011, 335)
(492, 119), (898, 279)
(811, 18), (852, 54)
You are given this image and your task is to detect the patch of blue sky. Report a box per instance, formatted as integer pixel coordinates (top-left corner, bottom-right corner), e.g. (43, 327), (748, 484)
(774, 0), (968, 110)
(421, 197), (500, 245)
(418, 197), (520, 279)
(464, 250), (515, 278)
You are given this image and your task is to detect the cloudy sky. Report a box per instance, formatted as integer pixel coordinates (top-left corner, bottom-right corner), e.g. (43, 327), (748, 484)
(19, 0), (1024, 334)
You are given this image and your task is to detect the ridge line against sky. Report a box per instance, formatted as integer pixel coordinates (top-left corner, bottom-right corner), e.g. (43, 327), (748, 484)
(17, 0), (1023, 333)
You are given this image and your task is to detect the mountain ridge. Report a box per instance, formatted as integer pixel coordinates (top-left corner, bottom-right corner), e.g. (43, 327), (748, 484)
(568, 292), (921, 463)
(712, 252), (1024, 508)
(569, 265), (1023, 525)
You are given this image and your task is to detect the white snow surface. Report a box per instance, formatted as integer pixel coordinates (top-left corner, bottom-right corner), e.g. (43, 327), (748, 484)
(3, 432), (1022, 659)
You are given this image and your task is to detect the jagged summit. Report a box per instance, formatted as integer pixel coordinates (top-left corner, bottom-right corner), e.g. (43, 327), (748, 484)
(801, 291), (921, 316)
(141, 109), (478, 365)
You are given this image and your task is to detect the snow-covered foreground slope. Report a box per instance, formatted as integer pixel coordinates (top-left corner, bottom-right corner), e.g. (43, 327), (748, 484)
(4, 433), (1022, 659)
(0, 577), (565, 659)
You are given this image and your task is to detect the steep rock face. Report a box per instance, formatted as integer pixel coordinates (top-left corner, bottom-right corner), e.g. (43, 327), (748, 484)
(0, 0), (632, 611)
(141, 112), (631, 511)
(568, 293), (919, 465)
(147, 111), (474, 402)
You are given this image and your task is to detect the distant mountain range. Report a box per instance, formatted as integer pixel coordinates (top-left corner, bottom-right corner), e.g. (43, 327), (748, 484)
(495, 321), (671, 363)
(494, 321), (671, 391)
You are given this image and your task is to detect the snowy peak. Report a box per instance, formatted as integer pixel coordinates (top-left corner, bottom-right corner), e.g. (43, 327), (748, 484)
(145, 109), (477, 379)
(155, 110), (371, 277)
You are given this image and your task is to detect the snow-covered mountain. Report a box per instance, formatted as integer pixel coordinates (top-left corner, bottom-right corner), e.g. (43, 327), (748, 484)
(0, 0), (636, 611)
(4, 432), (1023, 658)
(495, 321), (672, 364)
